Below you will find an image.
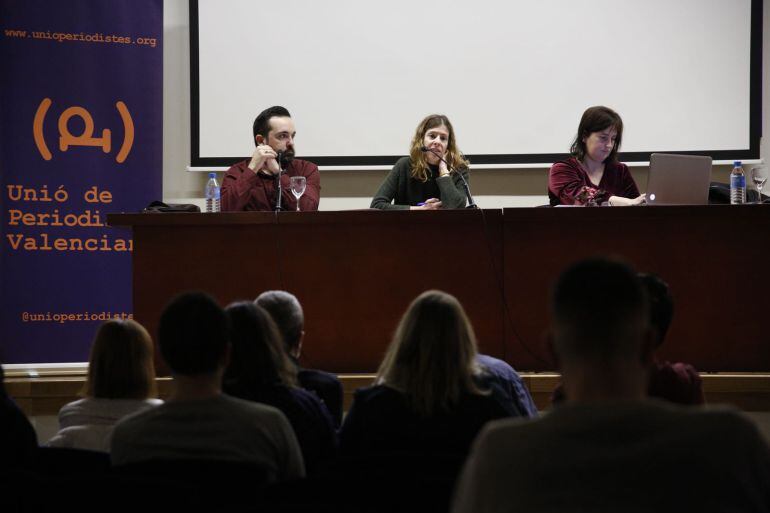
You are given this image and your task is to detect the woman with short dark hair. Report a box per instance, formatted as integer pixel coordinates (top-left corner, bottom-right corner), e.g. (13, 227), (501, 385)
(549, 106), (645, 206)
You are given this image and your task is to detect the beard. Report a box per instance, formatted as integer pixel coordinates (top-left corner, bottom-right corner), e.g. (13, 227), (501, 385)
(280, 148), (295, 165)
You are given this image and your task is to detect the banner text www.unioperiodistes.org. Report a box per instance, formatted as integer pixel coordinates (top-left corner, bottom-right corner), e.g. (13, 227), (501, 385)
(3, 28), (158, 47)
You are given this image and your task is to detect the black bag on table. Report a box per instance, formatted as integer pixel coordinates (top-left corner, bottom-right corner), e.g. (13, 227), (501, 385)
(142, 201), (200, 213)
(708, 182), (769, 204)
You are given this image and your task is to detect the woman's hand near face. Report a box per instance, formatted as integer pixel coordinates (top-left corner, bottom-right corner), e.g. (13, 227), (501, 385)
(438, 158), (450, 177)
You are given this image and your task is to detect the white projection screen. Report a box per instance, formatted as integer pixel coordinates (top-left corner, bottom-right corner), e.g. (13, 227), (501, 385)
(190, 0), (761, 168)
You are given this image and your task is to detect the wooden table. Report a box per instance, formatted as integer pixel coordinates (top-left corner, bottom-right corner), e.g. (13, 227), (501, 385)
(109, 205), (770, 374)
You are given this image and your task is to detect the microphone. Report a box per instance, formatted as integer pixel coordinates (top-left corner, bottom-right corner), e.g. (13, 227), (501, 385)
(419, 147), (477, 209)
(275, 151), (283, 211)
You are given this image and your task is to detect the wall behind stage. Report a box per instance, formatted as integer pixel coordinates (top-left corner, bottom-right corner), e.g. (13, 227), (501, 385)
(162, 0), (767, 210)
(0, 0), (761, 370)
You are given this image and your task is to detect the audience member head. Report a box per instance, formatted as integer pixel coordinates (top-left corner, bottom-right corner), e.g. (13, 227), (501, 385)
(551, 258), (650, 363)
(550, 258), (653, 400)
(570, 106), (624, 164)
(84, 319), (157, 399)
(158, 292), (229, 376)
(409, 114), (469, 182)
(224, 301), (297, 391)
(638, 273), (674, 348)
(255, 290), (304, 358)
(377, 290), (481, 416)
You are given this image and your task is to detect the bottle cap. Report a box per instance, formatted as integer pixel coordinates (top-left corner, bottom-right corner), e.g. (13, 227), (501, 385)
(208, 172), (216, 178)
(734, 161), (742, 167)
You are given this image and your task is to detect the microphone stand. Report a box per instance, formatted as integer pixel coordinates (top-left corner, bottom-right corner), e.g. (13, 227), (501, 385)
(274, 151), (283, 212)
(423, 148), (477, 209)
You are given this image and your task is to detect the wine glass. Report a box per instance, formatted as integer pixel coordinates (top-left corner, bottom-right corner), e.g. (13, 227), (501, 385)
(751, 167), (767, 204)
(290, 176), (307, 211)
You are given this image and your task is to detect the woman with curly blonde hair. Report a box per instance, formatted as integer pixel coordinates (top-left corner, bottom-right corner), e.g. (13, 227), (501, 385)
(371, 114), (470, 210)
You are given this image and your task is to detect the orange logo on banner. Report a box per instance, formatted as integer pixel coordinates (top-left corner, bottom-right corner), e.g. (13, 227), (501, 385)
(33, 98), (134, 163)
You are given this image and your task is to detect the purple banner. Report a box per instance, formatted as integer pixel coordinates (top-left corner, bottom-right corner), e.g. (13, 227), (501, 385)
(0, 0), (162, 363)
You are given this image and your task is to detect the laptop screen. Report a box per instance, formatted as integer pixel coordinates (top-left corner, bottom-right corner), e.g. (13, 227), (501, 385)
(645, 154), (712, 205)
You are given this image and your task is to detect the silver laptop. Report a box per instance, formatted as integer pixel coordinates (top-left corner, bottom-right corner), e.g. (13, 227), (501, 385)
(645, 153), (712, 205)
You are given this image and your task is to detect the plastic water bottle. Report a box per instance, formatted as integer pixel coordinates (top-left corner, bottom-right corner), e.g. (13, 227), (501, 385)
(204, 172), (220, 212)
(730, 161), (746, 205)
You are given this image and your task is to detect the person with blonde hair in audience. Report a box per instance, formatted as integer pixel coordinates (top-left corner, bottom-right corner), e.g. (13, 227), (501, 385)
(453, 258), (770, 513)
(48, 319), (161, 452)
(223, 301), (336, 475)
(340, 290), (520, 501)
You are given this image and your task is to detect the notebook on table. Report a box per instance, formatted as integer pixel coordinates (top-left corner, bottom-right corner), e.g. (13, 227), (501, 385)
(645, 153), (712, 205)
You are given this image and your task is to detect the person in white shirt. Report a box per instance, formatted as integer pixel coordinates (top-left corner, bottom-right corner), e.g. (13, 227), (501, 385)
(48, 319), (161, 452)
